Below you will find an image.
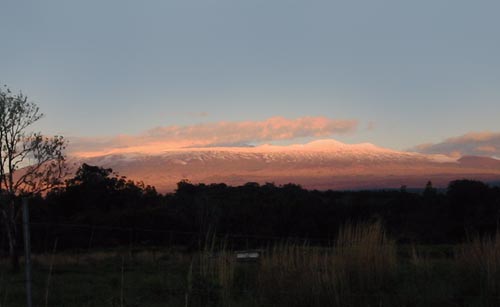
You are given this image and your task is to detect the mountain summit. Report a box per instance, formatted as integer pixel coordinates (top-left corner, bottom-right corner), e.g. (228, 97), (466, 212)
(72, 139), (500, 192)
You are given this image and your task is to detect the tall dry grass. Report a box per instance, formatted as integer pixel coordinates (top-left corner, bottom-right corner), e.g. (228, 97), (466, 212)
(10, 222), (399, 306)
(257, 220), (397, 307)
(200, 241), (235, 306)
(333, 220), (397, 288)
(187, 222), (398, 306)
(456, 230), (500, 298)
(185, 235), (235, 307)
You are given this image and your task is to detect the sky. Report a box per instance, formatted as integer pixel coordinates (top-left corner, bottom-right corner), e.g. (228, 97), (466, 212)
(1, 0), (499, 156)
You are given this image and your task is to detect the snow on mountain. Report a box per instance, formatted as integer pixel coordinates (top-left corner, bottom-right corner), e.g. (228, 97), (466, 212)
(68, 139), (500, 192)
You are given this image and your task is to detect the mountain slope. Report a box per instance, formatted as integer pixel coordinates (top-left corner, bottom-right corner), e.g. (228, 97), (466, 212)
(71, 139), (500, 192)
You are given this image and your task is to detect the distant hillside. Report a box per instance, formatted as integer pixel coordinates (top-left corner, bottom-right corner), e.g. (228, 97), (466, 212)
(70, 139), (500, 192)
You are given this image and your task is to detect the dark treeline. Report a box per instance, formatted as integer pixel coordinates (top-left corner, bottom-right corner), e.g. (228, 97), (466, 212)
(5, 164), (500, 252)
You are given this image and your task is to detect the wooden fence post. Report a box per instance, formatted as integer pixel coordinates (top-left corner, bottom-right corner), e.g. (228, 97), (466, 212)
(22, 197), (33, 307)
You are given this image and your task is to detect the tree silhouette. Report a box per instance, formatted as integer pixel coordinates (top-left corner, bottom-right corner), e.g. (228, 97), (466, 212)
(423, 181), (437, 198)
(0, 85), (66, 270)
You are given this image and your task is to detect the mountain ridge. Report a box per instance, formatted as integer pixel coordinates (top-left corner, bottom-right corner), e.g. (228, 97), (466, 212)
(69, 139), (500, 192)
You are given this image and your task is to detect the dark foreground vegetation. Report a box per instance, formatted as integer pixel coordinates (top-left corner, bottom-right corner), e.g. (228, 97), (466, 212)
(14, 163), (500, 250)
(1, 223), (500, 306)
(1, 164), (500, 306)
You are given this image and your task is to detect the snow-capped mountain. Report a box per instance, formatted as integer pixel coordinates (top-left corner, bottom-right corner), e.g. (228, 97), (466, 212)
(70, 139), (500, 192)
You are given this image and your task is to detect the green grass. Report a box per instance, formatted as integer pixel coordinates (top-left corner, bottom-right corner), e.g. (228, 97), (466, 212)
(0, 249), (191, 307)
(1, 224), (500, 307)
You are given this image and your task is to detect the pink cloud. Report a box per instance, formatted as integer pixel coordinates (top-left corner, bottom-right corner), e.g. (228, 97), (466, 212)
(69, 116), (358, 157)
(476, 145), (497, 153)
(410, 132), (500, 157)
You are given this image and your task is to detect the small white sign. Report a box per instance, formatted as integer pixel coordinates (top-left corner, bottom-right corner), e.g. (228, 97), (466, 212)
(235, 250), (261, 261)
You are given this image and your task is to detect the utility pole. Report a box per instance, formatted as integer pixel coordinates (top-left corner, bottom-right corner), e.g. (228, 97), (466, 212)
(22, 198), (33, 307)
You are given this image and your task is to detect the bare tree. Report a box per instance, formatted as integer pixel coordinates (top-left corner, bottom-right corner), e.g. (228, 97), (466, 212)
(0, 85), (66, 270)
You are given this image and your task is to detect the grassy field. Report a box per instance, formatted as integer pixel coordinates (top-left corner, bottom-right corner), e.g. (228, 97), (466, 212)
(1, 222), (499, 307)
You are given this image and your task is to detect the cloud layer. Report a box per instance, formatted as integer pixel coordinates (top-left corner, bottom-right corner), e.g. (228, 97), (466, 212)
(411, 132), (500, 158)
(70, 116), (358, 157)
